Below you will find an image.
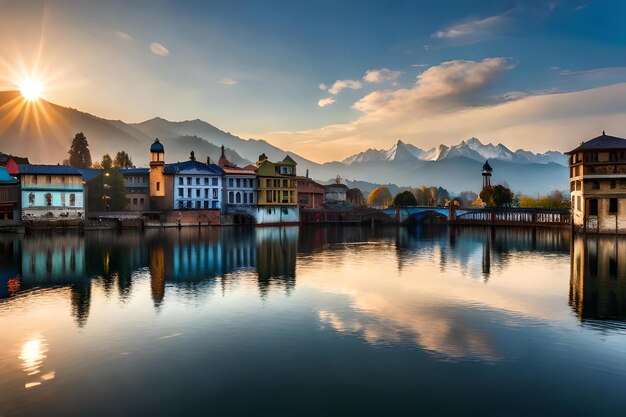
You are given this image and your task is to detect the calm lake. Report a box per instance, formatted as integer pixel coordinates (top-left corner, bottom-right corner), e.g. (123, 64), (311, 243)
(0, 226), (625, 416)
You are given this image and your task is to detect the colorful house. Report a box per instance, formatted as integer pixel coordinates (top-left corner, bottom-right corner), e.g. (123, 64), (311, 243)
(0, 167), (20, 220)
(17, 164), (84, 218)
(296, 174), (325, 209)
(121, 168), (150, 212)
(217, 145), (257, 207)
(254, 153), (299, 224)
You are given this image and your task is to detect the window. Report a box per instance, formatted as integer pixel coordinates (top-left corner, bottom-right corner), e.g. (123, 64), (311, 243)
(609, 198), (618, 214)
(266, 190), (272, 202)
(28, 193), (35, 206)
(229, 178), (234, 187)
(249, 193), (254, 204)
(187, 189), (192, 198)
(243, 178), (247, 188)
(196, 178), (200, 185)
(212, 201), (218, 209)
(205, 189), (209, 198)
(178, 188), (184, 197)
(212, 178), (218, 186)
(44, 193), (52, 207)
(156, 182), (160, 191)
(196, 189), (201, 198)
(243, 193), (248, 204)
(128, 177), (134, 184)
(70, 194), (75, 207)
(212, 189), (218, 199)
(133, 198), (138, 206)
(611, 180), (616, 189)
(140, 198), (144, 205)
(266, 179), (271, 188)
(577, 196), (581, 212)
(236, 178), (241, 188)
(205, 200), (209, 208)
(229, 192), (234, 204)
(179, 177), (183, 185)
(204, 178), (209, 185)
(236, 192), (241, 204)
(283, 179), (288, 188)
(589, 199), (598, 216)
(282, 190), (289, 203)
(186, 177), (191, 185)
(60, 193), (65, 207)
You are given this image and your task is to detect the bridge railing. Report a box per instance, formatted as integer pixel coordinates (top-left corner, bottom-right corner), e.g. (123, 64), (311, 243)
(453, 208), (570, 227)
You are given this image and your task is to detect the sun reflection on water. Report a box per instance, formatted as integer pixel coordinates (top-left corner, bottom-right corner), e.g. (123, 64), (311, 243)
(19, 335), (48, 376)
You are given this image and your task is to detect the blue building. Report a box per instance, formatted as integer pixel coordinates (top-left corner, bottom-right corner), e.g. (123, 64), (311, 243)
(17, 164), (85, 218)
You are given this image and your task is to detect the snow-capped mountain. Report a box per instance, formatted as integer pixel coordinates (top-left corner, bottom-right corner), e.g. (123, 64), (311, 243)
(342, 137), (568, 166)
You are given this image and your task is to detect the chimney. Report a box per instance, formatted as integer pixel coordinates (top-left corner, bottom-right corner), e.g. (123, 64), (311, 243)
(306, 169), (309, 178)
(206, 156), (211, 165)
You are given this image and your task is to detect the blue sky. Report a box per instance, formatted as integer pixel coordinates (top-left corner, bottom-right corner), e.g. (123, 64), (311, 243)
(1, 0), (626, 161)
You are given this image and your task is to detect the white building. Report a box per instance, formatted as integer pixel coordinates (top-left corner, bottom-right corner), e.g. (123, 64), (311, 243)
(164, 152), (225, 210)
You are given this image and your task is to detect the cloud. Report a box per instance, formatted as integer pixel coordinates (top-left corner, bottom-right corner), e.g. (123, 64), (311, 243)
(328, 79), (362, 95)
(149, 42), (170, 56)
(319, 83), (328, 90)
(114, 31), (134, 41)
(557, 66), (626, 78)
(412, 64), (429, 68)
(363, 68), (402, 83)
(219, 78), (238, 85)
(432, 14), (512, 44)
(317, 97), (336, 107)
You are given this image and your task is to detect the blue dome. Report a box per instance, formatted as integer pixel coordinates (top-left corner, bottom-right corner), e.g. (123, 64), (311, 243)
(150, 139), (164, 153)
(0, 166), (17, 184)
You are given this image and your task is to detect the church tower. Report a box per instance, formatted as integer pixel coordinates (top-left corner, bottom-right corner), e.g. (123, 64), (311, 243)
(149, 139), (166, 210)
(482, 160), (492, 189)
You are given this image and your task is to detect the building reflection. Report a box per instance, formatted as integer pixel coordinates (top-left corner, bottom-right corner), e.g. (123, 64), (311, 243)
(570, 235), (626, 329)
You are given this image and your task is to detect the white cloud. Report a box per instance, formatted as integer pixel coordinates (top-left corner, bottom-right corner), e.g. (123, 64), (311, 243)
(363, 68), (402, 83)
(317, 97), (336, 107)
(432, 14), (510, 44)
(114, 31), (134, 41)
(219, 78), (238, 85)
(319, 83), (328, 90)
(412, 64), (429, 68)
(149, 42), (170, 56)
(328, 79), (362, 95)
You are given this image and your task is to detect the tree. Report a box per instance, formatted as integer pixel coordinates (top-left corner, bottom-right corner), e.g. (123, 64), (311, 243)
(68, 132), (92, 168)
(367, 186), (393, 208)
(101, 154), (113, 170)
(114, 151), (134, 168)
(481, 184), (514, 207)
(393, 190), (417, 207)
(87, 154), (127, 211)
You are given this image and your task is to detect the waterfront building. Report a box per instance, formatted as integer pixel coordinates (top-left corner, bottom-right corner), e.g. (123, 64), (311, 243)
(296, 173), (325, 209)
(346, 188), (366, 206)
(0, 167), (20, 220)
(148, 139), (224, 212)
(121, 168), (150, 211)
(324, 175), (349, 206)
(17, 164), (84, 218)
(254, 153), (299, 224)
(567, 132), (626, 233)
(482, 160), (492, 189)
(217, 146), (257, 208)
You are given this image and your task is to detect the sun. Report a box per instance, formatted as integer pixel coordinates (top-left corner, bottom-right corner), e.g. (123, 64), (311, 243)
(20, 79), (43, 101)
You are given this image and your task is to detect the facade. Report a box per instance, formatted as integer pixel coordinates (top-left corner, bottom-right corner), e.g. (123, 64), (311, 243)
(17, 164), (84, 218)
(148, 140), (224, 212)
(567, 132), (626, 233)
(296, 175), (324, 209)
(0, 166), (20, 220)
(217, 146), (257, 208)
(346, 188), (365, 206)
(324, 176), (349, 205)
(254, 154), (299, 224)
(122, 168), (150, 211)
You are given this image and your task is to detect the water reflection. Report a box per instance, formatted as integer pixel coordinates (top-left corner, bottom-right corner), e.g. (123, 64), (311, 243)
(19, 335), (48, 376)
(570, 235), (626, 330)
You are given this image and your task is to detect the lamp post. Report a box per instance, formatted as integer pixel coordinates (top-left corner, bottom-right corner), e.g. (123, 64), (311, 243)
(103, 172), (111, 211)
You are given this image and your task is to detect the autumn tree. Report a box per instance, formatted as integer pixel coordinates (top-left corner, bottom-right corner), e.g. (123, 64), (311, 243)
(367, 186), (393, 208)
(68, 132), (92, 168)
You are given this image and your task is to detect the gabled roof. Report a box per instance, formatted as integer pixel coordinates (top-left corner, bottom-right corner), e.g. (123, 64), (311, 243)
(566, 132), (626, 154)
(17, 164), (82, 176)
(0, 167), (18, 184)
(163, 160), (224, 175)
(281, 155), (297, 165)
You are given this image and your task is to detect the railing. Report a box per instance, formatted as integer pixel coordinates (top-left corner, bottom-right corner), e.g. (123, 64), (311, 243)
(453, 208), (571, 227)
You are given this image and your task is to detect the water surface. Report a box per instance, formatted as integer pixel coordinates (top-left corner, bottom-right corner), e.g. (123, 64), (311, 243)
(0, 226), (625, 416)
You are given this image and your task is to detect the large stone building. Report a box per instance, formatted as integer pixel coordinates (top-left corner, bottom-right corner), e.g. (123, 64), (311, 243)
(17, 164), (84, 218)
(254, 153), (299, 224)
(324, 176), (349, 206)
(217, 146), (257, 207)
(296, 174), (325, 209)
(567, 132), (626, 233)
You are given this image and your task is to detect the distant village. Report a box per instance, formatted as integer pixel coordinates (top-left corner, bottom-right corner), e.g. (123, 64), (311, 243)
(1, 131), (625, 233)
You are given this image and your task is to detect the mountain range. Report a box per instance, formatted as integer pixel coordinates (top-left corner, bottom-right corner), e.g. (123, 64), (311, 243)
(0, 91), (569, 195)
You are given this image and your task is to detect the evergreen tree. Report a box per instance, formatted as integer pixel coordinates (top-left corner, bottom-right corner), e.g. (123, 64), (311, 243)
(68, 132), (92, 168)
(392, 190), (417, 207)
(114, 151), (134, 168)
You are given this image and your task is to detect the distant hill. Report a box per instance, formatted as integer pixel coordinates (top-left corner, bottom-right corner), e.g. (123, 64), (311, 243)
(0, 90), (568, 194)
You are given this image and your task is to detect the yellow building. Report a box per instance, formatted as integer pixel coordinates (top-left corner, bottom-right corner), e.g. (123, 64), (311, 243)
(567, 132), (626, 233)
(252, 154), (299, 224)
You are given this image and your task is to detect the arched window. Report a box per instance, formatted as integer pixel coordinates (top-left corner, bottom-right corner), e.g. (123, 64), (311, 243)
(235, 192), (241, 204)
(28, 193), (35, 207)
(243, 193), (248, 204)
(44, 193), (52, 207)
(69, 194), (76, 207)
(228, 192), (234, 204)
